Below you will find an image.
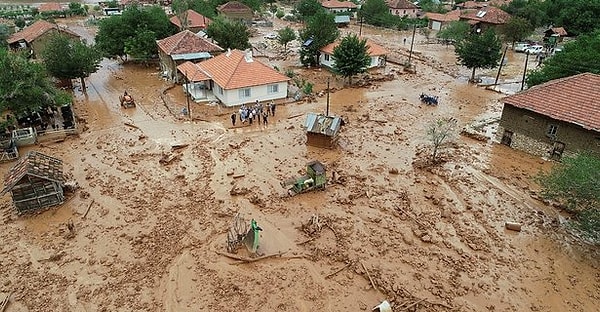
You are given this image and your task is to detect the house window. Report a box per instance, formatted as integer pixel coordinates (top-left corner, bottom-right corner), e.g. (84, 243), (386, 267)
(217, 85), (223, 95)
(546, 124), (558, 138)
(324, 54), (330, 61)
(267, 84), (279, 94)
(404, 10), (406, 14)
(238, 88), (251, 99)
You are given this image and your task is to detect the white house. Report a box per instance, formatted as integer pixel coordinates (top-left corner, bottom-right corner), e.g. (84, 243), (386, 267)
(387, 0), (419, 18)
(320, 0), (358, 14)
(319, 39), (389, 69)
(180, 49), (290, 107)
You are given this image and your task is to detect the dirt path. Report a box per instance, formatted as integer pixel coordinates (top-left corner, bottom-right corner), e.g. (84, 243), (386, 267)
(0, 16), (598, 312)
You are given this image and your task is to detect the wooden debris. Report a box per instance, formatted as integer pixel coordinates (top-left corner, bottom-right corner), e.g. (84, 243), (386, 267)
(400, 298), (425, 311)
(124, 122), (140, 129)
(505, 221), (522, 232)
(360, 260), (378, 291)
(287, 113), (304, 119)
(83, 200), (95, 219)
(171, 144), (189, 151)
(325, 262), (352, 279)
(159, 153), (179, 165)
(0, 293), (10, 312)
(216, 251), (289, 264)
(297, 236), (318, 245)
(232, 174), (245, 179)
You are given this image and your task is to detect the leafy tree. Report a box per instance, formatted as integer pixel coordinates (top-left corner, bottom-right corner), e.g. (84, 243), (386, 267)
(106, 0), (118, 8)
(455, 29), (502, 82)
(41, 34), (102, 90)
(95, 4), (176, 60)
(299, 10), (339, 66)
(419, 0), (447, 13)
(427, 118), (457, 162)
(360, 0), (396, 27)
(68, 2), (87, 16)
(277, 26), (296, 53)
(332, 34), (371, 85)
(172, 0), (192, 30)
(206, 17), (250, 50)
(542, 0), (600, 36)
(499, 16), (533, 45)
(295, 0), (325, 22)
(501, 0), (547, 29)
(124, 29), (157, 63)
(536, 153), (600, 240)
(0, 49), (69, 115)
(436, 21), (470, 44)
(14, 17), (25, 28)
(0, 25), (10, 48)
(526, 31), (600, 87)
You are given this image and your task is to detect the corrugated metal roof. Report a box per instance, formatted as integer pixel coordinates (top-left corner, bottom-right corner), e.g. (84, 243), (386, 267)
(335, 15), (350, 24)
(172, 52), (212, 60)
(304, 113), (342, 137)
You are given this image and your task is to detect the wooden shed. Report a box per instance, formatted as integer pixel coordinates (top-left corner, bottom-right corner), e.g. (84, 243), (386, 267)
(1, 151), (65, 213)
(304, 113), (343, 148)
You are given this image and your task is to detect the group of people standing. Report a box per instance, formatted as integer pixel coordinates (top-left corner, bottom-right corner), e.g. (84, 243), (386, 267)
(230, 100), (276, 127)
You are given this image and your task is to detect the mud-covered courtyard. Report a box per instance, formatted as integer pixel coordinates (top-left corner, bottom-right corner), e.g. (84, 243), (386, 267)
(0, 13), (599, 312)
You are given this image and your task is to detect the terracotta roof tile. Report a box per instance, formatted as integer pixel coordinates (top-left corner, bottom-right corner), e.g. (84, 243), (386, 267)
(551, 27), (568, 36)
(425, 10), (461, 22)
(217, 1), (253, 13)
(320, 38), (389, 56)
(177, 61), (211, 82)
(197, 49), (290, 90)
(460, 7), (510, 25)
(157, 30), (223, 55)
(387, 0), (418, 10)
(502, 73), (600, 131)
(1, 151), (63, 196)
(170, 10), (212, 29)
(8, 20), (79, 44)
(320, 0), (358, 9)
(38, 3), (63, 12)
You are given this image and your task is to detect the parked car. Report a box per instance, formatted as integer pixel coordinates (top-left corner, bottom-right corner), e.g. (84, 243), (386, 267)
(514, 42), (531, 52)
(525, 45), (544, 54)
(263, 33), (277, 40)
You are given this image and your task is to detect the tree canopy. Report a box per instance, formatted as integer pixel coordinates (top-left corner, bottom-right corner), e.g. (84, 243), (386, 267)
(455, 29), (502, 81)
(95, 4), (176, 60)
(41, 34), (103, 90)
(436, 21), (470, 44)
(277, 26), (297, 54)
(526, 30), (600, 87)
(0, 49), (69, 115)
(206, 17), (251, 50)
(501, 0), (547, 29)
(360, 0), (396, 27)
(542, 0), (600, 36)
(499, 16), (534, 44)
(299, 10), (339, 67)
(332, 34), (371, 85)
(295, 0), (325, 22)
(536, 153), (600, 240)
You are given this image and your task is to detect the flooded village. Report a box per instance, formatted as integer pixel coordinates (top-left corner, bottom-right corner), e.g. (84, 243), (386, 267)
(0, 0), (599, 311)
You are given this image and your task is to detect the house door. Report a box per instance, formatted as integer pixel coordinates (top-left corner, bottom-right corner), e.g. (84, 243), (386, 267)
(550, 142), (565, 160)
(501, 130), (513, 146)
(432, 21), (441, 31)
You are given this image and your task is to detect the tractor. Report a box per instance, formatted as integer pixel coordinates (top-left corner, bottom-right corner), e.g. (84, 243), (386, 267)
(281, 160), (327, 196)
(119, 91), (136, 108)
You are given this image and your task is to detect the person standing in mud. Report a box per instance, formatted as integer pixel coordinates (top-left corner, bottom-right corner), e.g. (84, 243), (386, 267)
(262, 110), (268, 126)
(248, 111), (253, 125)
(231, 112), (236, 126)
(270, 101), (276, 116)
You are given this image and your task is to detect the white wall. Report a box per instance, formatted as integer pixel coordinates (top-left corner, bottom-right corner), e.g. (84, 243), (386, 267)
(320, 52), (383, 69)
(215, 81), (289, 107)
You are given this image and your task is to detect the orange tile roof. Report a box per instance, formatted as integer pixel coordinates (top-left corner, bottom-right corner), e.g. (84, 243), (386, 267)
(551, 27), (568, 36)
(460, 6), (510, 25)
(320, 38), (389, 56)
(157, 30), (223, 55)
(502, 73), (600, 132)
(321, 0), (358, 9)
(7, 20), (79, 44)
(425, 10), (461, 22)
(217, 1), (253, 13)
(38, 3), (63, 12)
(177, 61), (211, 82)
(387, 0), (418, 10)
(196, 49), (290, 90)
(170, 10), (212, 29)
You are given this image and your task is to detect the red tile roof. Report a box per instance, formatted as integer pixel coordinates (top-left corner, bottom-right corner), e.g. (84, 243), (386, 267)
(425, 10), (461, 22)
(7, 20), (79, 44)
(38, 3), (63, 12)
(157, 30), (223, 55)
(177, 61), (211, 82)
(321, 38), (389, 56)
(197, 49), (290, 90)
(387, 0), (418, 10)
(502, 73), (600, 132)
(550, 27), (568, 36)
(170, 10), (212, 30)
(217, 1), (253, 13)
(460, 6), (510, 25)
(321, 0), (358, 9)
(1, 151), (63, 196)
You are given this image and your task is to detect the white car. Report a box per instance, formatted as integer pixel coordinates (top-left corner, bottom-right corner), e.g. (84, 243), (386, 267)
(525, 45), (544, 54)
(514, 42), (530, 52)
(263, 33), (277, 40)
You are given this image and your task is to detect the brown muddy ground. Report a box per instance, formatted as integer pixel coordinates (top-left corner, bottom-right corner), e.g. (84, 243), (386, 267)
(1, 16), (599, 312)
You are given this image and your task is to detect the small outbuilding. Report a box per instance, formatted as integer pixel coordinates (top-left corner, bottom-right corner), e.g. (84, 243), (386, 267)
(1, 151), (65, 214)
(304, 113), (344, 148)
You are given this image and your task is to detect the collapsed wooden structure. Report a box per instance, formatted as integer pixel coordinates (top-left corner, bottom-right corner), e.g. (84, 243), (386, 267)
(1, 151), (64, 213)
(304, 113), (343, 148)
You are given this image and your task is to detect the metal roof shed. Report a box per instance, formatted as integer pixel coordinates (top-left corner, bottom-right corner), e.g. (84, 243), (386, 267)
(304, 113), (343, 148)
(1, 151), (65, 214)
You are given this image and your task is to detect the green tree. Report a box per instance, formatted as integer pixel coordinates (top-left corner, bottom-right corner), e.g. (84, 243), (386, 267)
(68, 2), (87, 16)
(418, 0), (447, 13)
(360, 0), (396, 27)
(436, 21), (470, 44)
(14, 17), (25, 28)
(277, 26), (296, 53)
(206, 17), (250, 50)
(455, 29), (502, 82)
(526, 31), (600, 87)
(542, 0), (600, 36)
(172, 0), (192, 30)
(0, 25), (10, 48)
(332, 34), (371, 85)
(499, 16), (533, 45)
(0, 49), (69, 115)
(41, 34), (102, 90)
(536, 153), (600, 240)
(299, 10), (339, 66)
(295, 0), (325, 22)
(502, 0), (547, 29)
(124, 29), (157, 63)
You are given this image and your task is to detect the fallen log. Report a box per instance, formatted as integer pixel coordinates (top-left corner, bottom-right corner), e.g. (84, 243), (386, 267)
(287, 113), (304, 119)
(505, 221), (522, 232)
(325, 262), (352, 279)
(171, 144), (189, 150)
(124, 122), (140, 129)
(360, 260), (378, 291)
(216, 251), (289, 264)
(83, 200), (95, 219)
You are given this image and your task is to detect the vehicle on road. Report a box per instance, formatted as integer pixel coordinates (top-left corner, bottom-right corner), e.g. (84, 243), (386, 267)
(525, 45), (544, 54)
(514, 42), (531, 52)
(263, 33), (277, 40)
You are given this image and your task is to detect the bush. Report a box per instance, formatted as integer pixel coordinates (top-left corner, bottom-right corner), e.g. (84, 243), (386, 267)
(276, 9), (285, 19)
(302, 81), (313, 94)
(282, 14), (297, 22)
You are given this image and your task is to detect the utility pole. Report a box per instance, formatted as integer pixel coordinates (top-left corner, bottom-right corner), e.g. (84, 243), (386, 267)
(494, 45), (509, 85)
(408, 23), (416, 66)
(185, 70), (191, 120)
(326, 78), (330, 116)
(359, 15), (363, 37)
(521, 51), (530, 91)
